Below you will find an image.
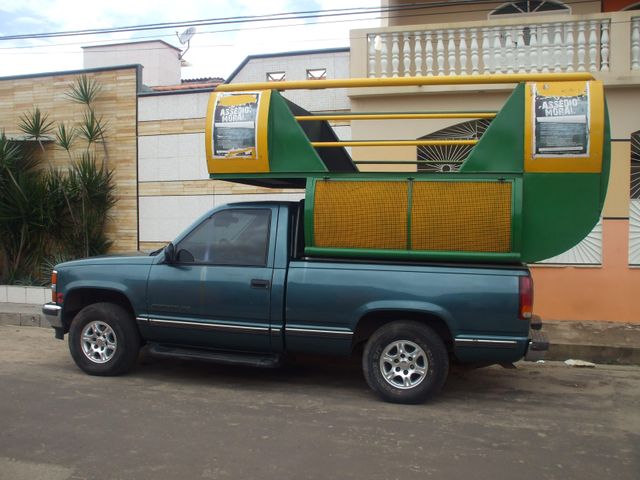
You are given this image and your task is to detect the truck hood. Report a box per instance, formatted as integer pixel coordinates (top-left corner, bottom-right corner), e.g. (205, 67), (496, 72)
(56, 253), (157, 269)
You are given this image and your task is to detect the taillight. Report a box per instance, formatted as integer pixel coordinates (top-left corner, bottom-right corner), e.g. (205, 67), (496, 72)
(519, 275), (533, 320)
(51, 270), (58, 303)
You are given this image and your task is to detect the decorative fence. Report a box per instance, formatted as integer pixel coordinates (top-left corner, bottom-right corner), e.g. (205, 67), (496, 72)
(366, 17), (630, 78)
(632, 16), (639, 71)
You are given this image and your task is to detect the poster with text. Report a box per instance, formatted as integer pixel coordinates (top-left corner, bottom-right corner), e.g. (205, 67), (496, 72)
(212, 92), (261, 159)
(533, 86), (589, 157)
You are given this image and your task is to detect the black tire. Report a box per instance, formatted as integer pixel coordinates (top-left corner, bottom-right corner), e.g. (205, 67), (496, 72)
(362, 321), (449, 404)
(68, 302), (140, 376)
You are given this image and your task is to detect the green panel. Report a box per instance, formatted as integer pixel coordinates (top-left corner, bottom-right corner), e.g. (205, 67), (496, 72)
(459, 83), (525, 174)
(521, 173), (602, 262)
(406, 179), (414, 250)
(511, 177), (524, 255)
(304, 178), (316, 248)
(304, 247), (521, 264)
(268, 90), (327, 173)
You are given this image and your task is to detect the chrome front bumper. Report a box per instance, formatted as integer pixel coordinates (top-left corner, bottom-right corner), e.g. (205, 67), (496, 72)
(42, 303), (63, 329)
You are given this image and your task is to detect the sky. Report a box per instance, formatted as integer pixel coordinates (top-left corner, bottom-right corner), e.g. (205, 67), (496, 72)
(0, 0), (382, 80)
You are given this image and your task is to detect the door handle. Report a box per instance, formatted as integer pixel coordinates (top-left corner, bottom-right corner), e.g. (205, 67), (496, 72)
(251, 279), (271, 289)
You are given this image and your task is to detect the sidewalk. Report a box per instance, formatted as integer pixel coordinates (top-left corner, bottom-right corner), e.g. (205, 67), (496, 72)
(1, 303), (638, 365)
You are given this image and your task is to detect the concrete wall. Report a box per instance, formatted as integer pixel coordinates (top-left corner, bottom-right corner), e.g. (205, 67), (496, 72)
(230, 50), (351, 113)
(531, 219), (638, 322)
(0, 67), (139, 253)
(84, 41), (181, 87)
(383, 0), (602, 27)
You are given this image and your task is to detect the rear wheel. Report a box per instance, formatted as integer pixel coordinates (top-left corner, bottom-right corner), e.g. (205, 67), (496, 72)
(363, 321), (449, 404)
(69, 302), (140, 376)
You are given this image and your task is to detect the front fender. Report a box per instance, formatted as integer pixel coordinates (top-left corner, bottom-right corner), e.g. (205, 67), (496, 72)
(56, 261), (153, 319)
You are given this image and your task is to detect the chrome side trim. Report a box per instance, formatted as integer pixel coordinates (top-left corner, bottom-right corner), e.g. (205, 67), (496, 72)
(285, 327), (353, 339)
(455, 338), (518, 349)
(139, 317), (269, 334)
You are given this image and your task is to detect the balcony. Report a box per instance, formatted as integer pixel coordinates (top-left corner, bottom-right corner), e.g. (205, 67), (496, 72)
(351, 11), (640, 87)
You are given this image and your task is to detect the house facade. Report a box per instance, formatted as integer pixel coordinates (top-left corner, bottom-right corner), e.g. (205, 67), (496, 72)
(348, 0), (640, 322)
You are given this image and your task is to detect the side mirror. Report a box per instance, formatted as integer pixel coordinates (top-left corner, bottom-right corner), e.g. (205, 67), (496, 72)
(164, 243), (176, 264)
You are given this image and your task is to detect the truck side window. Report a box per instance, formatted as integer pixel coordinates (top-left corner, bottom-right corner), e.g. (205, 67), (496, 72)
(176, 209), (271, 266)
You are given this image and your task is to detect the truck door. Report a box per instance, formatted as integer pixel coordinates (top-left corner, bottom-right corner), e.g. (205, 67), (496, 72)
(144, 207), (276, 352)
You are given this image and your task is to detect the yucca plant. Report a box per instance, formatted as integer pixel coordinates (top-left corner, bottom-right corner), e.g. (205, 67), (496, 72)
(55, 123), (77, 159)
(67, 75), (109, 163)
(1, 74), (117, 284)
(0, 137), (51, 282)
(65, 74), (102, 106)
(17, 107), (54, 151)
(64, 152), (116, 258)
(77, 109), (107, 148)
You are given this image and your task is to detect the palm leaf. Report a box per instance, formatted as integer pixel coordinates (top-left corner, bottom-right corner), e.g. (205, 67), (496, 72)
(66, 75), (102, 106)
(17, 108), (54, 151)
(55, 123), (77, 153)
(77, 110), (107, 145)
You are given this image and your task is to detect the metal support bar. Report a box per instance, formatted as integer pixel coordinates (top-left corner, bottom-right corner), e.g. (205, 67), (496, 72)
(296, 113), (497, 121)
(311, 140), (478, 147)
(216, 72), (595, 92)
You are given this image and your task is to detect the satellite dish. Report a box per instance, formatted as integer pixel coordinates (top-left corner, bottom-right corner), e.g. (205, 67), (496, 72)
(176, 27), (196, 60)
(178, 27), (196, 45)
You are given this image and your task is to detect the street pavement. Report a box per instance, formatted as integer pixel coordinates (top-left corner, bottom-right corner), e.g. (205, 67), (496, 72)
(0, 325), (638, 480)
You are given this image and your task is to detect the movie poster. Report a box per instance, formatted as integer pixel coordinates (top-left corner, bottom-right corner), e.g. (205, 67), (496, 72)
(212, 92), (261, 159)
(533, 85), (590, 157)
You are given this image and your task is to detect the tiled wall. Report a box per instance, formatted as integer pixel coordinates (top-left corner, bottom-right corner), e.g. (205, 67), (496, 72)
(0, 67), (139, 252)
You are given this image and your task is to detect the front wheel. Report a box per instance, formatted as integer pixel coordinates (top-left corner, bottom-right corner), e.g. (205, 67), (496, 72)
(362, 321), (449, 404)
(68, 302), (140, 376)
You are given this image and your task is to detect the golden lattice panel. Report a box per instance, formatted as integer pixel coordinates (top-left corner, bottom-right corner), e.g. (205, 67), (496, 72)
(313, 181), (408, 249)
(411, 181), (512, 252)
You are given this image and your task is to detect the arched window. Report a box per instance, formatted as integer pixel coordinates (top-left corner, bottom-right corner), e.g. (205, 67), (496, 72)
(417, 119), (491, 172)
(490, 1), (569, 17)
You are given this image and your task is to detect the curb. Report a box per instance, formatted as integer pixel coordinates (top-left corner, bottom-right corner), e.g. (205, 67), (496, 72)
(0, 305), (46, 328)
(546, 343), (640, 365)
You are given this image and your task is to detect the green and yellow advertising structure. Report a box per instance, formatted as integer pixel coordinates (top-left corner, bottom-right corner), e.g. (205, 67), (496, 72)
(205, 73), (610, 264)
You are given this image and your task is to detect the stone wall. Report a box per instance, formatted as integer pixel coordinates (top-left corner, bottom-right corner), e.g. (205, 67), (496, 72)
(0, 66), (140, 253)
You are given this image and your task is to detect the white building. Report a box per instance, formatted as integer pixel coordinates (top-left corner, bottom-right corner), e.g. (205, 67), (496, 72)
(227, 47), (350, 111)
(83, 40), (182, 87)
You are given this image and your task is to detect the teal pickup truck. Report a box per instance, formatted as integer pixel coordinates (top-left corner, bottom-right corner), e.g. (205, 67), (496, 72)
(43, 200), (547, 404)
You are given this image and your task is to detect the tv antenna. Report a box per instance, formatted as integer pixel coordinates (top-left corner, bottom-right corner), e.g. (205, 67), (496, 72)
(176, 27), (196, 59)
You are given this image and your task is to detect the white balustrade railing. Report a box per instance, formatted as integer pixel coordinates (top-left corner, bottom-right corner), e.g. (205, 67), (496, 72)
(632, 17), (640, 71)
(367, 19), (613, 78)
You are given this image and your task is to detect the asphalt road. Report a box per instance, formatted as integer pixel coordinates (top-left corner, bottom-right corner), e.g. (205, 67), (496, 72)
(0, 325), (638, 480)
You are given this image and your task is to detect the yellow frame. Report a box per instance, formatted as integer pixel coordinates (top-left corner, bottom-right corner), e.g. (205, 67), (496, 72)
(215, 73), (594, 92)
(205, 90), (272, 174)
(524, 80), (604, 173)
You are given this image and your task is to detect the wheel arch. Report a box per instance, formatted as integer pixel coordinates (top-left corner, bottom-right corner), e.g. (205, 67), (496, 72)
(61, 288), (136, 333)
(352, 309), (454, 353)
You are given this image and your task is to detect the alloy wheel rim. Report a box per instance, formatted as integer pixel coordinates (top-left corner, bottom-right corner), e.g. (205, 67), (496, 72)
(81, 321), (117, 364)
(379, 340), (428, 389)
